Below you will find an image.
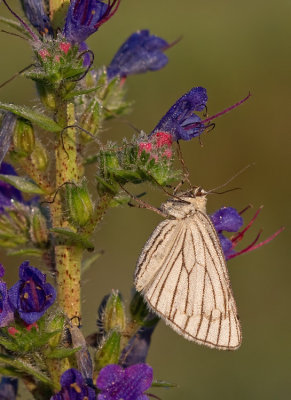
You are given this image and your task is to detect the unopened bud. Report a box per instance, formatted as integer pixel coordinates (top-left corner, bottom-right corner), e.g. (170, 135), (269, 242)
(13, 118), (35, 156)
(66, 181), (94, 227)
(103, 290), (126, 333)
(30, 141), (48, 171)
(79, 98), (102, 141)
(130, 291), (159, 327)
(29, 207), (49, 248)
(95, 330), (121, 372)
(36, 82), (56, 110)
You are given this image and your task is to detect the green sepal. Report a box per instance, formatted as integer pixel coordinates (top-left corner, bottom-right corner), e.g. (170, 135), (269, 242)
(152, 380), (177, 388)
(95, 330), (121, 372)
(109, 195), (131, 208)
(50, 228), (94, 251)
(0, 174), (45, 194)
(0, 102), (62, 133)
(64, 86), (100, 100)
(45, 346), (80, 360)
(0, 365), (20, 377)
(130, 291), (160, 327)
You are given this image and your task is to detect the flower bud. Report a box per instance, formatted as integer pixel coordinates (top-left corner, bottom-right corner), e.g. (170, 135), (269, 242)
(103, 290), (126, 333)
(13, 118), (35, 156)
(29, 207), (49, 248)
(30, 141), (49, 171)
(95, 330), (121, 372)
(130, 291), (158, 327)
(66, 181), (94, 227)
(36, 82), (57, 110)
(79, 98), (102, 141)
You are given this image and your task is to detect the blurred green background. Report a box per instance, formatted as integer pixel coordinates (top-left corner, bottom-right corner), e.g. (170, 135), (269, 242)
(0, 0), (290, 399)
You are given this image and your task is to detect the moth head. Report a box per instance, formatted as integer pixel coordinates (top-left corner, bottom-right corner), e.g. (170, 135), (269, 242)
(162, 188), (208, 217)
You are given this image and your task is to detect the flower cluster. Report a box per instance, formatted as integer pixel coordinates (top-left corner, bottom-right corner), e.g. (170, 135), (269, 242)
(0, 261), (56, 327)
(51, 364), (153, 400)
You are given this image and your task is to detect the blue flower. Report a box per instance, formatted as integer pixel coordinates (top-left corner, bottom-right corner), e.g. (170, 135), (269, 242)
(97, 363), (153, 400)
(20, 0), (52, 35)
(210, 206), (284, 260)
(51, 368), (96, 400)
(107, 30), (169, 80)
(8, 261), (56, 324)
(64, 0), (121, 44)
(0, 112), (16, 165)
(151, 87), (208, 141)
(0, 163), (23, 211)
(0, 264), (14, 328)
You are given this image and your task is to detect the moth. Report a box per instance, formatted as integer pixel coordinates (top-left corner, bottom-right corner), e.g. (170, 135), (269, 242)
(135, 189), (242, 350)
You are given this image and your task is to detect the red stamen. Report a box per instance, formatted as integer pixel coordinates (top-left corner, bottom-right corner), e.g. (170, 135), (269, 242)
(239, 204), (253, 215)
(94, 0), (121, 28)
(231, 206), (263, 245)
(227, 227), (284, 260)
(200, 92), (251, 125)
(163, 35), (183, 51)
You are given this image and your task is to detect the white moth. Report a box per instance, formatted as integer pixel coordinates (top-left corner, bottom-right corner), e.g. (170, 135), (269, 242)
(135, 190), (242, 350)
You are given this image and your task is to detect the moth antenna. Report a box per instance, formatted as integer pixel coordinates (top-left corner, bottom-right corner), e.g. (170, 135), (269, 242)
(0, 64), (34, 89)
(2, 0), (39, 42)
(102, 108), (143, 134)
(70, 50), (95, 82)
(0, 29), (27, 40)
(210, 187), (242, 195)
(146, 172), (190, 204)
(119, 183), (168, 218)
(41, 181), (77, 205)
(206, 163), (254, 195)
(175, 140), (193, 189)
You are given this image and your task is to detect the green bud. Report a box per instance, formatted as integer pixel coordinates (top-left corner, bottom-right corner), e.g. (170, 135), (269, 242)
(66, 181), (94, 227)
(95, 330), (121, 372)
(13, 118), (35, 156)
(29, 208), (49, 248)
(130, 291), (159, 327)
(103, 290), (126, 333)
(30, 141), (49, 171)
(46, 312), (65, 348)
(79, 98), (103, 141)
(36, 82), (57, 110)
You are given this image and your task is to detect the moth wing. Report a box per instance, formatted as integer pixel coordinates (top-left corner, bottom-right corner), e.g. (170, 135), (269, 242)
(136, 211), (241, 350)
(135, 219), (182, 291)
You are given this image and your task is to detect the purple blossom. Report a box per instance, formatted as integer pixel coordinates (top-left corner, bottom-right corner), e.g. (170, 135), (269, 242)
(0, 112), (16, 165)
(51, 368), (96, 400)
(210, 206), (284, 260)
(107, 30), (169, 80)
(0, 377), (18, 400)
(97, 363), (153, 400)
(151, 87), (208, 141)
(64, 0), (121, 44)
(20, 0), (52, 35)
(0, 265), (14, 328)
(8, 261), (56, 324)
(0, 163), (23, 211)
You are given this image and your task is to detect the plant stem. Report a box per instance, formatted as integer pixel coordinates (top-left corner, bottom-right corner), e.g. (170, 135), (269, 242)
(50, 101), (82, 322)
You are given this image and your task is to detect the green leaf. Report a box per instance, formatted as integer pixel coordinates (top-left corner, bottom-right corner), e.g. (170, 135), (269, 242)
(0, 174), (45, 194)
(82, 250), (104, 275)
(0, 102), (62, 133)
(50, 228), (94, 251)
(152, 380), (177, 388)
(0, 354), (55, 388)
(0, 336), (19, 352)
(64, 86), (101, 100)
(46, 346), (80, 360)
(0, 17), (31, 38)
(7, 248), (43, 257)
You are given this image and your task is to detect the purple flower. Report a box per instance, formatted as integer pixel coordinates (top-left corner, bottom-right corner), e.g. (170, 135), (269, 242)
(51, 368), (96, 400)
(0, 377), (18, 400)
(8, 261), (56, 324)
(97, 363), (153, 400)
(210, 206), (284, 260)
(64, 0), (121, 44)
(20, 0), (52, 35)
(0, 163), (23, 211)
(0, 265), (14, 328)
(151, 87), (208, 141)
(107, 30), (169, 80)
